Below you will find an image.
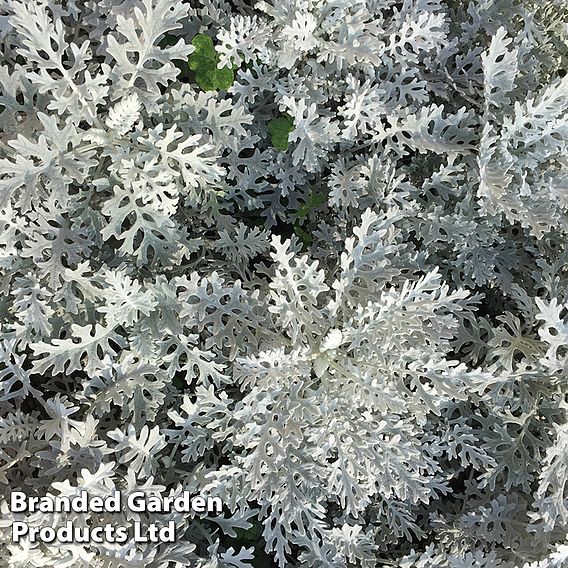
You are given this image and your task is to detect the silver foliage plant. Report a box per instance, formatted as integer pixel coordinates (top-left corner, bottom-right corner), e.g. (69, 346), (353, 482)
(1, 0), (568, 566)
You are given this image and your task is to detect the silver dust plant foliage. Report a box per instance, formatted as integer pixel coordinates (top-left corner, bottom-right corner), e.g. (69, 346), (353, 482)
(1, 0), (568, 566)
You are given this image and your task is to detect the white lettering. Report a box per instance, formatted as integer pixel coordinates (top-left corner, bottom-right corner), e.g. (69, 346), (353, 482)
(207, 496), (222, 513)
(90, 496), (103, 512)
(105, 491), (121, 512)
(10, 492), (28, 513)
(192, 496), (206, 512)
(12, 522), (28, 542)
(128, 492), (146, 513)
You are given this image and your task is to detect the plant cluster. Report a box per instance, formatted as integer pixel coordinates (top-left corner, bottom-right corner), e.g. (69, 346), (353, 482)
(1, 0), (568, 567)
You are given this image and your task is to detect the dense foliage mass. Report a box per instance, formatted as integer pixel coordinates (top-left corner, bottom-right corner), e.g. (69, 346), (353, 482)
(1, 0), (568, 566)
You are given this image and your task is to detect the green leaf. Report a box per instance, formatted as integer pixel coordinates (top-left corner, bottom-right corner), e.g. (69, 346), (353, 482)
(195, 66), (217, 92)
(214, 66), (235, 90)
(267, 114), (295, 151)
(293, 224), (313, 246)
(188, 34), (216, 69)
(297, 191), (326, 218)
(188, 34), (235, 91)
